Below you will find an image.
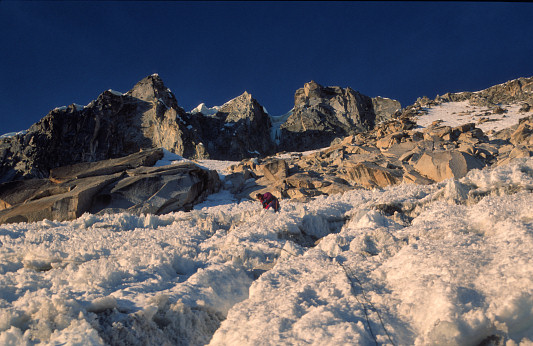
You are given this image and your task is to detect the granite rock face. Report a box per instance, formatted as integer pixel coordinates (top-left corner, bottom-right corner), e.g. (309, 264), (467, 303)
(0, 75), (203, 183)
(190, 92), (274, 160)
(280, 81), (400, 152)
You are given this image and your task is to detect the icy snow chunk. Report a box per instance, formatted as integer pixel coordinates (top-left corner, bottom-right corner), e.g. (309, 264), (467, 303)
(0, 130), (26, 139)
(87, 296), (118, 313)
(351, 209), (390, 228)
(73, 103), (85, 111)
(107, 89), (124, 96)
(0, 327), (25, 345)
(437, 179), (472, 204)
(48, 318), (104, 345)
(154, 148), (187, 167)
(190, 103), (220, 116)
(301, 213), (333, 239)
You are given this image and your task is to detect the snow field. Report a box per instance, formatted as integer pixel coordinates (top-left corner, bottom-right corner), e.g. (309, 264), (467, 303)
(0, 158), (532, 345)
(415, 101), (528, 134)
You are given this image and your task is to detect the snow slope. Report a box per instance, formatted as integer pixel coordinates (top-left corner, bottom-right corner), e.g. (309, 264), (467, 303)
(0, 157), (532, 345)
(415, 101), (527, 134)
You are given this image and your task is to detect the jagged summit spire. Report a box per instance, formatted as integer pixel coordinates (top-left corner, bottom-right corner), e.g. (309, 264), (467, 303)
(126, 74), (175, 104)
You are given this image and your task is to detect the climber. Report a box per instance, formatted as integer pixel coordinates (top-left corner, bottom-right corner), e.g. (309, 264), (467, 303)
(256, 192), (280, 212)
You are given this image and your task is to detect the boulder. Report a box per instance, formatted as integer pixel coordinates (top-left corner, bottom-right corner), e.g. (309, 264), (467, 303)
(402, 169), (435, 185)
(519, 103), (531, 113)
(0, 179), (52, 211)
(0, 173), (123, 224)
(372, 97), (401, 123)
(91, 162), (220, 215)
(260, 159), (288, 183)
(342, 162), (400, 188)
(376, 132), (408, 150)
(509, 117), (533, 146)
(413, 150), (485, 182)
(224, 169), (256, 194)
(0, 151), (221, 225)
(49, 148), (164, 183)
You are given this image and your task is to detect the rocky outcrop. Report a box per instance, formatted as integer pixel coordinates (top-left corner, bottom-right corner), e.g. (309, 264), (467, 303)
(0, 149), (221, 225)
(227, 112), (533, 201)
(190, 92), (274, 160)
(2, 73), (531, 210)
(279, 81), (400, 152)
(493, 114), (533, 166)
(0, 75), (205, 183)
(372, 97), (402, 123)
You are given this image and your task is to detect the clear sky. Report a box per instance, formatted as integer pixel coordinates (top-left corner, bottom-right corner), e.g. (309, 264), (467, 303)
(1, 1), (532, 135)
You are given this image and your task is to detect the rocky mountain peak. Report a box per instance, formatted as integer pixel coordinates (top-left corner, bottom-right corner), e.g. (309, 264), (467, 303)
(219, 91), (266, 122)
(0, 74), (205, 183)
(188, 90), (274, 160)
(282, 81), (398, 151)
(302, 80), (321, 98)
(125, 74), (178, 108)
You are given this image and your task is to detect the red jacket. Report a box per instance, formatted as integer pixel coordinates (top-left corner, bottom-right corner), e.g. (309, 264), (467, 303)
(259, 192), (280, 212)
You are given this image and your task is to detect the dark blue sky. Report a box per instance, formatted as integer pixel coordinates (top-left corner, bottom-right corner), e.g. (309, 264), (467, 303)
(1, 1), (532, 135)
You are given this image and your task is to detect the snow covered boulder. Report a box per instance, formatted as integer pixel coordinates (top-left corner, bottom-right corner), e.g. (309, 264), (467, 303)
(413, 150), (485, 182)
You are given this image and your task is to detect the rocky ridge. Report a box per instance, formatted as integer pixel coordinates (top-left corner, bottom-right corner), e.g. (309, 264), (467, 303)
(0, 76), (399, 184)
(188, 91), (274, 160)
(414, 76), (533, 108)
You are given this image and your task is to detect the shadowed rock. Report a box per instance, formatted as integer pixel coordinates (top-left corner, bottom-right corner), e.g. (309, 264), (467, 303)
(190, 92), (274, 160)
(280, 81), (400, 152)
(0, 150), (220, 225)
